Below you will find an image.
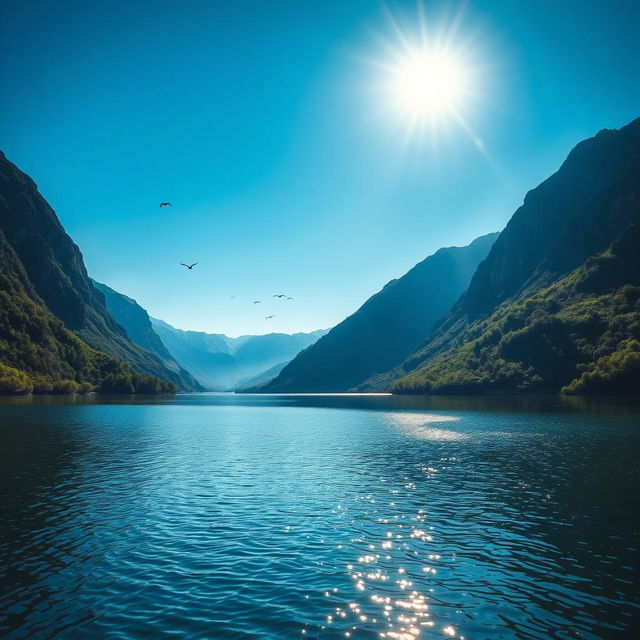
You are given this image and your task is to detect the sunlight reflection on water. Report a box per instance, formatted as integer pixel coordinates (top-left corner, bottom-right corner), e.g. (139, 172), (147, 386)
(307, 463), (466, 640)
(386, 412), (466, 441)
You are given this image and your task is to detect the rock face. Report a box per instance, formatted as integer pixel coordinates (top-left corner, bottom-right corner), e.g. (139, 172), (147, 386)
(92, 280), (203, 391)
(386, 117), (640, 394)
(455, 118), (640, 321)
(0, 151), (188, 390)
(150, 318), (327, 391)
(255, 233), (498, 392)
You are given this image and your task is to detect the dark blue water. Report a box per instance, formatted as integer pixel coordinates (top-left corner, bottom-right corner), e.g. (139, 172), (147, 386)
(1, 394), (639, 640)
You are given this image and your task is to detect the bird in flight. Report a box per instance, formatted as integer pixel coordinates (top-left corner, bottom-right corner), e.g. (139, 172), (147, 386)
(160, 202), (172, 207)
(230, 296), (236, 299)
(253, 300), (261, 304)
(273, 294), (286, 298)
(287, 297), (294, 300)
(265, 315), (275, 320)
(180, 262), (198, 270)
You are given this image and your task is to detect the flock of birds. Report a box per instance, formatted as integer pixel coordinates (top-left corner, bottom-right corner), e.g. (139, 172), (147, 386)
(168, 203), (292, 321)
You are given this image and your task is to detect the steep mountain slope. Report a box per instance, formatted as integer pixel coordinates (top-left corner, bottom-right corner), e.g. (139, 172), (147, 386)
(387, 117), (640, 394)
(0, 151), (187, 389)
(0, 230), (175, 394)
(92, 280), (203, 391)
(256, 233), (498, 392)
(151, 318), (326, 390)
(235, 361), (289, 391)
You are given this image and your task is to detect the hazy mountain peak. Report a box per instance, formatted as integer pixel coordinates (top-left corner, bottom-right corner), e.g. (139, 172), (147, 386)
(149, 318), (328, 390)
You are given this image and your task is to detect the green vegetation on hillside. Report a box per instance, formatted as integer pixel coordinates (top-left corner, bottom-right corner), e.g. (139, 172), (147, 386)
(393, 225), (640, 395)
(0, 255), (176, 395)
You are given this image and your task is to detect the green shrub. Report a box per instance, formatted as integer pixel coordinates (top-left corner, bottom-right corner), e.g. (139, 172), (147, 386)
(0, 363), (33, 394)
(563, 339), (640, 394)
(52, 379), (80, 394)
(32, 375), (54, 393)
(100, 373), (135, 394)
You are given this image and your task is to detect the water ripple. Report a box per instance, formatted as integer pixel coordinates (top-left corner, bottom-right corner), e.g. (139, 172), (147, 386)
(1, 394), (638, 639)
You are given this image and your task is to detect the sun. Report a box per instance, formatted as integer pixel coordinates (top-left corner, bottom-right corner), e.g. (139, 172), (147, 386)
(391, 48), (467, 120)
(367, 2), (485, 141)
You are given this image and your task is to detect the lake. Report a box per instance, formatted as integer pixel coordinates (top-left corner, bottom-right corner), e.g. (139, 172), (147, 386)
(1, 393), (638, 639)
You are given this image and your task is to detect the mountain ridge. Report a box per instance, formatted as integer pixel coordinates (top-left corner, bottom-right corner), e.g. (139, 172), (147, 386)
(253, 232), (498, 392)
(375, 117), (640, 394)
(0, 150), (189, 392)
(0, 225), (175, 394)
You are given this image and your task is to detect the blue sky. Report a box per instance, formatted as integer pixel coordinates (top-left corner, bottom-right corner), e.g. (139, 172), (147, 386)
(2, 0), (639, 336)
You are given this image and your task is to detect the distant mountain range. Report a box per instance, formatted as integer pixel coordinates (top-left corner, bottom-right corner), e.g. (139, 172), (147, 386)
(150, 319), (327, 391)
(256, 233), (498, 392)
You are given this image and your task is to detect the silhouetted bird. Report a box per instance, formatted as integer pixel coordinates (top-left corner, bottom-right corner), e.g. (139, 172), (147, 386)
(160, 202), (172, 207)
(287, 297), (294, 300)
(253, 300), (261, 304)
(266, 315), (275, 320)
(180, 262), (198, 270)
(273, 294), (286, 298)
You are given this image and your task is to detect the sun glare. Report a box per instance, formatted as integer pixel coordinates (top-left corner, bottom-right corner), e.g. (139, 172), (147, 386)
(392, 49), (466, 119)
(368, 1), (487, 145)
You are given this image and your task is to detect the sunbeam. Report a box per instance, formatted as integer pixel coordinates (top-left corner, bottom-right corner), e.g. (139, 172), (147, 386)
(369, 1), (488, 148)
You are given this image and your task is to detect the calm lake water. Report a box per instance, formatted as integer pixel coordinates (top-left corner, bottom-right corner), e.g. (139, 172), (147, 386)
(1, 393), (639, 640)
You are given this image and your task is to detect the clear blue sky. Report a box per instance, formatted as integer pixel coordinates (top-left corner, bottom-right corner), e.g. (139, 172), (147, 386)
(2, 0), (639, 336)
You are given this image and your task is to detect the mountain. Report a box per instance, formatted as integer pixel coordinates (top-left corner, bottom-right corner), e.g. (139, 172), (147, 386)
(254, 233), (498, 392)
(386, 117), (640, 394)
(92, 280), (203, 391)
(151, 318), (327, 390)
(0, 221), (175, 394)
(235, 361), (290, 391)
(0, 150), (183, 393)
